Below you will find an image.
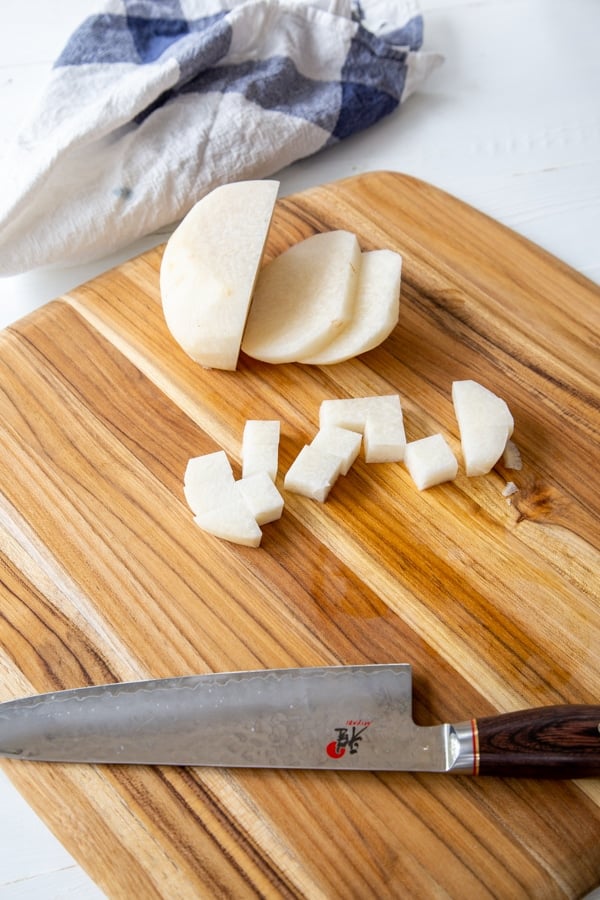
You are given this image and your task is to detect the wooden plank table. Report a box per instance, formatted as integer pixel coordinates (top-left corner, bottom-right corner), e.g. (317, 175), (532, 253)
(1, 172), (599, 898)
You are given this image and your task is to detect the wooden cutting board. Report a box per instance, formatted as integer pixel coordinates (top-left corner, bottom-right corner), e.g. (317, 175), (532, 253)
(1, 172), (599, 899)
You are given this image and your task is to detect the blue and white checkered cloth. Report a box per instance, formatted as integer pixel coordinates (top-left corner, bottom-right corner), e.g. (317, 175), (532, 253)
(0, 0), (441, 274)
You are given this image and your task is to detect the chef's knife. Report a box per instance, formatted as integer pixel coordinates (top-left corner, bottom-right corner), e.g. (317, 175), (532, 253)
(1, 665), (599, 777)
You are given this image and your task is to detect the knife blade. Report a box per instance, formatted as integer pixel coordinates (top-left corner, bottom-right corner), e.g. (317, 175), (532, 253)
(1, 665), (599, 777)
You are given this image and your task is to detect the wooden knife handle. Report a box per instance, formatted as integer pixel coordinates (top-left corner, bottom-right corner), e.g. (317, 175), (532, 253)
(471, 705), (600, 778)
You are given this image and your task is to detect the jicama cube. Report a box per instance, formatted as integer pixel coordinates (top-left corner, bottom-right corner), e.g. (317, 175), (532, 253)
(237, 472), (284, 525)
(284, 445), (344, 502)
(363, 395), (406, 463)
(242, 419), (280, 481)
(309, 426), (362, 475)
(404, 434), (458, 490)
(183, 450), (236, 514)
(194, 502), (262, 548)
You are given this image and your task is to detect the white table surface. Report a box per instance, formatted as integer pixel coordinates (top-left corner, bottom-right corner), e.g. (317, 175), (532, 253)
(1, 1), (599, 896)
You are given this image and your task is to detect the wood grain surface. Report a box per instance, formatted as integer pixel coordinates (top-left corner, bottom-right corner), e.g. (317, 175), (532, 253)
(0, 172), (599, 898)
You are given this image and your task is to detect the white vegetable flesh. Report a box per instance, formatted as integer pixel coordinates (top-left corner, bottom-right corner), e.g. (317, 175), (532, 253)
(363, 395), (406, 463)
(194, 502), (262, 548)
(300, 249), (402, 364)
(160, 180), (279, 370)
(284, 445), (343, 502)
(236, 473), (284, 525)
(184, 436), (284, 545)
(241, 230), (362, 364)
(182, 384), (518, 547)
(183, 451), (235, 514)
(319, 395), (405, 462)
(404, 434), (458, 490)
(452, 380), (514, 476)
(309, 426), (362, 475)
(502, 439), (522, 470)
(242, 419), (280, 481)
(319, 395), (395, 432)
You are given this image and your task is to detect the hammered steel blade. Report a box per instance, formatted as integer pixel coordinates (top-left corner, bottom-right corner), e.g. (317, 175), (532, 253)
(0, 664), (451, 770)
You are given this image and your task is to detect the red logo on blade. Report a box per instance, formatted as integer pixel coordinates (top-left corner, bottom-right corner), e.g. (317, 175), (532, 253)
(326, 721), (371, 759)
(326, 740), (346, 759)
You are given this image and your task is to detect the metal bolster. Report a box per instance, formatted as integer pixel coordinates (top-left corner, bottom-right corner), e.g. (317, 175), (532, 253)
(447, 719), (479, 774)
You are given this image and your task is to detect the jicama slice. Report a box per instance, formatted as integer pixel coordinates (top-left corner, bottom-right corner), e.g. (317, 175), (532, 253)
(242, 231), (361, 363)
(300, 249), (402, 364)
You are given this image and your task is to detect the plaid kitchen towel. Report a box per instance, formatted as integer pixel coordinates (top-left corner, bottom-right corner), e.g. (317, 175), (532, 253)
(0, 0), (442, 274)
